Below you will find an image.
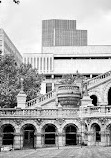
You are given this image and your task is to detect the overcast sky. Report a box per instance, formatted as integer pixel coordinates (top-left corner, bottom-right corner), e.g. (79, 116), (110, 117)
(0, 0), (111, 55)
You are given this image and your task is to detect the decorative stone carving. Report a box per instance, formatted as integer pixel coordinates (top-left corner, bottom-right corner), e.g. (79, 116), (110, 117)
(86, 118), (92, 125)
(55, 118), (65, 126)
(34, 119), (43, 126)
(13, 119), (23, 126)
(98, 117), (107, 125)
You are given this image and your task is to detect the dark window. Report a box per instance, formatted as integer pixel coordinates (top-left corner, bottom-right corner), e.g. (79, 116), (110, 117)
(46, 83), (52, 93)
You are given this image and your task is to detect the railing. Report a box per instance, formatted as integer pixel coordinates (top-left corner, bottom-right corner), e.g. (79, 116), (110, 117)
(85, 70), (111, 90)
(82, 105), (111, 117)
(0, 108), (79, 118)
(1, 106), (111, 118)
(25, 90), (55, 108)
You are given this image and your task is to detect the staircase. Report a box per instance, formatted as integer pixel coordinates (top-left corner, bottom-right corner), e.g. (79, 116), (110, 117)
(25, 90), (55, 108)
(26, 70), (111, 109)
(85, 70), (111, 90)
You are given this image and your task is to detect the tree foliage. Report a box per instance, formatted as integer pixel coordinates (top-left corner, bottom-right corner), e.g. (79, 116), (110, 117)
(0, 54), (44, 108)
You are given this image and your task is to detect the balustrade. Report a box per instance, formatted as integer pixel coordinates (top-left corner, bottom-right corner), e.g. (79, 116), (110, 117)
(1, 105), (111, 118)
(85, 70), (111, 89)
(25, 90), (55, 108)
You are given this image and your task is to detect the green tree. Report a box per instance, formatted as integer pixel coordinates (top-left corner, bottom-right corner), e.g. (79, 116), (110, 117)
(18, 63), (44, 101)
(0, 54), (44, 108)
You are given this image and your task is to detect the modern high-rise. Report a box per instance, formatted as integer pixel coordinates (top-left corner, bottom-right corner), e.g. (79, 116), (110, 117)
(42, 19), (87, 47)
(0, 28), (22, 66)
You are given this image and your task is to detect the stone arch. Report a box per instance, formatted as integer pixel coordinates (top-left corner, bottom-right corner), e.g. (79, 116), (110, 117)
(103, 81), (111, 104)
(40, 120), (60, 133)
(20, 120), (38, 134)
(41, 123), (58, 146)
(21, 123), (37, 149)
(1, 120), (18, 133)
(61, 120), (80, 133)
(88, 91), (101, 105)
(90, 123), (101, 145)
(62, 123), (79, 146)
(88, 120), (102, 131)
(1, 124), (15, 146)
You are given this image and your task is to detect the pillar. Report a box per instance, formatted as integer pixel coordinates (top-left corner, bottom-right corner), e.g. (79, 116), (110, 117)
(52, 82), (55, 91)
(101, 131), (106, 146)
(36, 133), (42, 148)
(40, 82), (46, 94)
(57, 133), (63, 147)
(17, 91), (27, 109)
(14, 133), (22, 149)
(87, 132), (93, 146)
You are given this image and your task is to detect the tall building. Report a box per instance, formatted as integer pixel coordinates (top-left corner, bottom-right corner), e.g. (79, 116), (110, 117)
(0, 28), (23, 66)
(42, 19), (87, 47)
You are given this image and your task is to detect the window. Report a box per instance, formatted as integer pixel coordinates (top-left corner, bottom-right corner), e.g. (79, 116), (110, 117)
(46, 83), (52, 93)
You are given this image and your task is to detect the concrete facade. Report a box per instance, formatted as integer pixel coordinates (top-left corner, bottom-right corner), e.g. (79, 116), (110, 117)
(0, 29), (22, 66)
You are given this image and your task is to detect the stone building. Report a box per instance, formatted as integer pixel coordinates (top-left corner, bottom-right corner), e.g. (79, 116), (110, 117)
(1, 19), (111, 149)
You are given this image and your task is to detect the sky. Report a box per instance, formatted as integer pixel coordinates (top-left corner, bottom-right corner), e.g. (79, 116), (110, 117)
(1, 0), (111, 55)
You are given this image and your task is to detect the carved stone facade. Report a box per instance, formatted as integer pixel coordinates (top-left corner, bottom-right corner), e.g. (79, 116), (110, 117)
(1, 72), (111, 149)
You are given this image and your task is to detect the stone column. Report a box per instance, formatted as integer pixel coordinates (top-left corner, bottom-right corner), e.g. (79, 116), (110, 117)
(87, 132), (93, 146)
(40, 82), (46, 94)
(52, 82), (55, 91)
(17, 78), (27, 109)
(62, 133), (65, 146)
(57, 133), (63, 147)
(36, 133), (42, 148)
(14, 133), (22, 150)
(101, 131), (106, 146)
(17, 91), (27, 109)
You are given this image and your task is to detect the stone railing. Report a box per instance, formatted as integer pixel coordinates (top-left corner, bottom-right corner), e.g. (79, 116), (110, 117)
(81, 105), (111, 118)
(25, 90), (55, 108)
(0, 108), (79, 118)
(1, 106), (111, 119)
(85, 70), (111, 90)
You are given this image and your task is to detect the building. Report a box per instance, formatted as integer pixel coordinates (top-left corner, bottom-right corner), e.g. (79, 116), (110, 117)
(1, 19), (111, 150)
(24, 20), (111, 94)
(42, 19), (87, 47)
(0, 28), (23, 66)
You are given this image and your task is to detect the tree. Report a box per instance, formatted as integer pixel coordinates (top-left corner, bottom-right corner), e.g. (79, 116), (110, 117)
(0, 54), (44, 108)
(0, 54), (19, 108)
(18, 63), (44, 101)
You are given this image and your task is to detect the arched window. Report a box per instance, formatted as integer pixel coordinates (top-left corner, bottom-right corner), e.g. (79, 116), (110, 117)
(65, 125), (77, 145)
(90, 95), (98, 106)
(44, 124), (56, 145)
(2, 124), (15, 146)
(91, 123), (101, 142)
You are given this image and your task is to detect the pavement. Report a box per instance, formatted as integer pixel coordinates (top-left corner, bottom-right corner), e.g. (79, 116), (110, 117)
(0, 146), (111, 158)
